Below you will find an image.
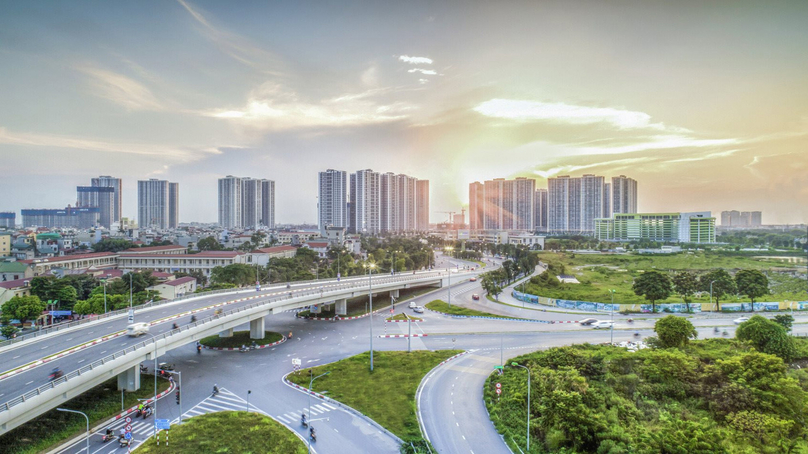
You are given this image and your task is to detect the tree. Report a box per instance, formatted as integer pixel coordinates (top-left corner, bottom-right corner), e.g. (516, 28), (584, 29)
(1, 324), (19, 339)
(735, 269), (769, 310)
(481, 274), (502, 300)
(175, 270), (208, 287)
(672, 271), (699, 313)
(773, 314), (794, 332)
(699, 269), (736, 310)
(632, 270), (673, 312)
(92, 238), (135, 252)
(197, 236), (223, 251)
(210, 264), (256, 287)
(735, 315), (796, 362)
(1, 295), (46, 324)
(653, 315), (697, 349)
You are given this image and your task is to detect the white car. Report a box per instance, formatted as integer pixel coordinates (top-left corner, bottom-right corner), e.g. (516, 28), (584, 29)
(592, 321), (614, 329)
(733, 316), (750, 325)
(413, 306), (425, 313)
(408, 301), (417, 309)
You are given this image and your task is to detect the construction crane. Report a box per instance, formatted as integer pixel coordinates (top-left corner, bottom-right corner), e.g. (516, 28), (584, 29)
(437, 211), (456, 223)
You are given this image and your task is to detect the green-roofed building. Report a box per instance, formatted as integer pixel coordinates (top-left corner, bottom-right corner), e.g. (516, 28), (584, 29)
(0, 261), (32, 281)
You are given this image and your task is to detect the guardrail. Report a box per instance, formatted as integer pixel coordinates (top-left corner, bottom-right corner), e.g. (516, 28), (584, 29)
(0, 270), (468, 415)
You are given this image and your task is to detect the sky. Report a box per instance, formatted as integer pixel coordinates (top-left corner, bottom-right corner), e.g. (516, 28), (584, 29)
(1, 0), (807, 225)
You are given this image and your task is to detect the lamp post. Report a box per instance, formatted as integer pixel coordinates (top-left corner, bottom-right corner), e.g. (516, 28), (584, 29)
(445, 246), (454, 308)
(510, 362), (532, 451)
(365, 263), (376, 371)
(57, 408), (89, 454)
(308, 371), (330, 454)
(145, 333), (159, 438)
(102, 276), (109, 314)
(160, 369), (183, 423)
(609, 289), (616, 345)
(709, 280), (716, 312)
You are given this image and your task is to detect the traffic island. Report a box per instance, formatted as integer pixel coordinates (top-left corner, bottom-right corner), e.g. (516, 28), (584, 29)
(285, 350), (463, 451)
(134, 411), (306, 453)
(425, 300), (539, 322)
(0, 374), (171, 454)
(199, 331), (284, 350)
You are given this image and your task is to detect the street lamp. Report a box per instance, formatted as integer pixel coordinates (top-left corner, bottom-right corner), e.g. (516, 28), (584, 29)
(445, 246), (454, 308)
(308, 371), (330, 454)
(709, 280), (716, 312)
(144, 333), (159, 439)
(101, 275), (109, 314)
(609, 289), (616, 345)
(510, 362), (532, 452)
(57, 408), (89, 454)
(364, 263), (376, 371)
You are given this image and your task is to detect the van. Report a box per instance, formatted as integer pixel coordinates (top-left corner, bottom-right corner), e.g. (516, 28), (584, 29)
(127, 323), (150, 337)
(408, 301), (417, 309)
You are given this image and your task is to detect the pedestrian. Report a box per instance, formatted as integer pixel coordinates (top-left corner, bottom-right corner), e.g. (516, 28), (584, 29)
(289, 331), (293, 339)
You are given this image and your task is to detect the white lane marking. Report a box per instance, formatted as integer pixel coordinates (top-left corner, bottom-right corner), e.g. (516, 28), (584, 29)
(322, 403), (336, 410)
(25, 381), (33, 385)
(12, 355), (20, 359)
(462, 435), (466, 440)
(456, 422), (459, 427)
(41, 346), (49, 350)
(78, 359), (85, 363)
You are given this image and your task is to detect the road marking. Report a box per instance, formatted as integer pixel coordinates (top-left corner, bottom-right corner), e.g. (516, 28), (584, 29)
(456, 422), (459, 427)
(41, 346), (49, 350)
(101, 351), (107, 354)
(25, 381), (33, 385)
(462, 435), (466, 440)
(78, 359), (85, 363)
(12, 355), (20, 359)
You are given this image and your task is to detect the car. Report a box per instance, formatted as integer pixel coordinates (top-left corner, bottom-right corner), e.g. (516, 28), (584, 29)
(126, 323), (149, 337)
(470, 277), (477, 282)
(408, 301), (417, 309)
(413, 306), (425, 313)
(579, 318), (598, 326)
(592, 321), (614, 329)
(472, 294), (480, 300)
(733, 316), (750, 325)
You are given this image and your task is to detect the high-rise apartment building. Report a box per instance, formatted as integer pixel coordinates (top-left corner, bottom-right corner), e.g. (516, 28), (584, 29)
(138, 179), (178, 230)
(468, 177), (535, 231)
(0, 212), (16, 229)
(22, 207), (100, 229)
(611, 175), (637, 214)
(603, 183), (611, 219)
(469, 182), (484, 230)
(318, 169), (348, 230)
(218, 176), (275, 229)
(76, 186), (114, 228)
(350, 169), (381, 234)
(579, 174), (606, 233)
(416, 180), (430, 230)
(534, 189), (548, 232)
(380, 172), (400, 233)
(720, 210), (762, 227)
(397, 174), (417, 232)
(547, 175), (580, 232)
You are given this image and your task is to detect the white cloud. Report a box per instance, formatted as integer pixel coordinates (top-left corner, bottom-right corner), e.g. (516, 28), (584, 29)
(399, 55), (433, 65)
(77, 66), (166, 111)
(419, 79), (429, 84)
(473, 99), (687, 131)
(408, 68), (437, 75)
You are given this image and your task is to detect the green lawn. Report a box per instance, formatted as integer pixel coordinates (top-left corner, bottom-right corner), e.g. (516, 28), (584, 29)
(199, 330), (283, 348)
(0, 375), (170, 454)
(287, 350), (461, 443)
(135, 411), (306, 454)
(425, 300), (521, 319)
(528, 251), (808, 305)
(387, 313), (423, 321)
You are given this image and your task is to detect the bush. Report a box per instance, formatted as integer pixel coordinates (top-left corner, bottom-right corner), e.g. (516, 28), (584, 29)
(735, 315), (796, 362)
(653, 315), (697, 349)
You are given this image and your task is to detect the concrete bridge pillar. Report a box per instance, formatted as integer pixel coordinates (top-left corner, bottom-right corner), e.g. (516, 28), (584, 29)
(390, 289), (400, 298)
(250, 317), (265, 339)
(219, 328), (234, 338)
(335, 299), (347, 316)
(117, 364), (141, 392)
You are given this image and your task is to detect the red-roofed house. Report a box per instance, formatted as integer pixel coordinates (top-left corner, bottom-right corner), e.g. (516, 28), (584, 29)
(118, 251), (251, 277)
(147, 276), (197, 299)
(0, 277), (33, 305)
(251, 245), (297, 265)
(21, 252), (119, 276)
(124, 245), (187, 255)
(302, 241), (330, 258)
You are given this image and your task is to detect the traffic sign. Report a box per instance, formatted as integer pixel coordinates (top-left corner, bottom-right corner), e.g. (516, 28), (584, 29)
(125, 416), (131, 423)
(495, 388), (502, 395)
(125, 424), (132, 431)
(127, 309), (134, 324)
(125, 432), (132, 440)
(155, 419), (170, 430)
(496, 383), (501, 389)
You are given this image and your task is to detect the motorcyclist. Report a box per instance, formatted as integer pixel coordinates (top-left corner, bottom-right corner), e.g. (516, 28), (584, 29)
(50, 367), (62, 380)
(301, 413), (307, 426)
(310, 426), (316, 440)
(240, 344), (248, 352)
(212, 384), (219, 395)
(190, 315), (197, 323)
(172, 323), (178, 329)
(251, 341), (257, 350)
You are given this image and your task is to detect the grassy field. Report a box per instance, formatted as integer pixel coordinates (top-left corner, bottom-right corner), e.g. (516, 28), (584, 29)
(527, 251), (808, 305)
(287, 350), (461, 443)
(298, 287), (433, 318)
(387, 313), (423, 321)
(425, 300), (520, 319)
(0, 374), (170, 454)
(135, 411), (306, 453)
(199, 330), (283, 348)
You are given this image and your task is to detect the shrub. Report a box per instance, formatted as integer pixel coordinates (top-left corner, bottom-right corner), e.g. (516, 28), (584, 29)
(735, 315), (796, 362)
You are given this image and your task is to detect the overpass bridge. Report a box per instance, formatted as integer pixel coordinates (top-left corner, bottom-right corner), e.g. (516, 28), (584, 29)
(0, 270), (475, 434)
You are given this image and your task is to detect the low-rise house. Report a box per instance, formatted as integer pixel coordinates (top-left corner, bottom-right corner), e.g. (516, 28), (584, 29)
(147, 276), (197, 299)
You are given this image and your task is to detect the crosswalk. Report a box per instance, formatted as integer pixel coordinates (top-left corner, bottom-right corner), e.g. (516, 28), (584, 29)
(178, 387), (257, 420)
(274, 401), (337, 425)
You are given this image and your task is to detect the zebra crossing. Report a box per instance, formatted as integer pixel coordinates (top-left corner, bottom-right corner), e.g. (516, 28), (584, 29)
(178, 387), (258, 421)
(274, 401), (337, 425)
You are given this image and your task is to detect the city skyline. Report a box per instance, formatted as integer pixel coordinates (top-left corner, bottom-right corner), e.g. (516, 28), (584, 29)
(1, 1), (807, 224)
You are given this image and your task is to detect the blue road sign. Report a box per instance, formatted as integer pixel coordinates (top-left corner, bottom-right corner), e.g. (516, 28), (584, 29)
(155, 419), (171, 430)
(124, 432), (132, 440)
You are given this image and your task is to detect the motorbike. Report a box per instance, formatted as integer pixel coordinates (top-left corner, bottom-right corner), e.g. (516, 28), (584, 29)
(136, 408), (143, 417)
(140, 365), (148, 374)
(172, 323), (178, 330)
(627, 318), (634, 323)
(310, 427), (317, 442)
(102, 429), (114, 442)
(239, 346), (249, 353)
(714, 327), (720, 333)
(633, 332), (640, 337)
(197, 344), (202, 354)
(190, 315), (197, 323)
(119, 436), (131, 447)
(212, 386), (219, 397)
(301, 415), (308, 428)
(142, 407), (152, 419)
(49, 370), (64, 381)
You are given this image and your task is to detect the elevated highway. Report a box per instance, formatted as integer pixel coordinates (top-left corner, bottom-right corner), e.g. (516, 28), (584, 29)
(0, 269), (475, 434)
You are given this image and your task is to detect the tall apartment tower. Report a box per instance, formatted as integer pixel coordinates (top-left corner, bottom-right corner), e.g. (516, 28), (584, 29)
(534, 189), (548, 232)
(318, 169), (348, 230)
(579, 174), (605, 233)
(241, 178), (262, 229)
(218, 176), (242, 229)
(91, 176), (123, 224)
(350, 169), (381, 234)
(260, 179), (275, 229)
(76, 186), (114, 228)
(415, 180), (430, 231)
(380, 172), (400, 233)
(547, 175), (581, 232)
(469, 182), (484, 230)
(603, 183), (611, 219)
(611, 175), (637, 214)
(138, 179), (177, 230)
(397, 174), (417, 231)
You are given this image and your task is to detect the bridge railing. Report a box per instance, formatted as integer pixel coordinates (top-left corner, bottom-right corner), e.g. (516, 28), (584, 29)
(0, 271), (468, 414)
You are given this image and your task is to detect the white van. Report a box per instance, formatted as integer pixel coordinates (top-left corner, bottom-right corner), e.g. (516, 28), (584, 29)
(127, 323), (150, 337)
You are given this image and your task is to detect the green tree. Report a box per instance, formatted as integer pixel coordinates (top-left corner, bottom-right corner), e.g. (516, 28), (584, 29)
(1, 295), (46, 324)
(197, 236), (223, 251)
(174, 270), (208, 287)
(91, 238), (135, 252)
(772, 314), (794, 332)
(1, 324), (19, 339)
(735, 269), (769, 310)
(632, 270), (673, 312)
(653, 315), (697, 349)
(699, 269), (736, 310)
(672, 271), (699, 312)
(481, 274), (502, 300)
(210, 264), (256, 287)
(735, 315), (796, 362)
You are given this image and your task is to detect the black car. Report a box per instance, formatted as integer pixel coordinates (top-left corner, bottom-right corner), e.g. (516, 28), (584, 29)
(579, 318), (598, 326)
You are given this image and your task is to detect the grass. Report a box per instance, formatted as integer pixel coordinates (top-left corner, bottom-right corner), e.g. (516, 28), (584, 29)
(135, 411), (306, 454)
(426, 299), (520, 319)
(387, 313), (423, 321)
(527, 251), (808, 305)
(199, 330), (283, 349)
(0, 374), (170, 454)
(287, 350), (461, 442)
(298, 287), (433, 318)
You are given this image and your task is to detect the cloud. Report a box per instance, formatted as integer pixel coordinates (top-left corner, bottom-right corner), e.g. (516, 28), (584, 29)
(361, 65), (379, 86)
(473, 99), (687, 131)
(399, 55), (433, 65)
(76, 66), (166, 111)
(0, 126), (221, 161)
(419, 79), (429, 84)
(408, 68), (437, 75)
